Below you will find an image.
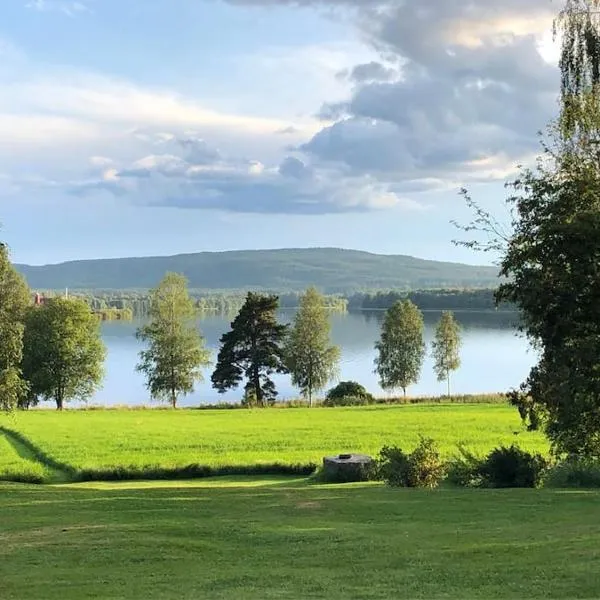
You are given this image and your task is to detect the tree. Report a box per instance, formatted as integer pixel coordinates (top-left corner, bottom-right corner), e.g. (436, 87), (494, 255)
(211, 292), (288, 406)
(22, 297), (106, 410)
(285, 287), (340, 407)
(374, 300), (425, 398)
(0, 243), (30, 412)
(453, 1), (600, 457)
(431, 311), (462, 397)
(136, 273), (211, 408)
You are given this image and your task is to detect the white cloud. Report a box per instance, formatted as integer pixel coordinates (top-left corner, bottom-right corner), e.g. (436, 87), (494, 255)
(67, 132), (409, 215)
(25, 0), (91, 16)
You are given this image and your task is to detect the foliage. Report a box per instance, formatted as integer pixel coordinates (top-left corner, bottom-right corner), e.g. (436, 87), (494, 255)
(479, 445), (548, 489)
(136, 273), (211, 408)
(556, 0), (600, 145)
(212, 293), (288, 406)
(285, 288), (341, 406)
(453, 3), (600, 460)
(0, 244), (30, 412)
(445, 445), (485, 488)
(374, 300), (426, 397)
(22, 298), (106, 410)
(324, 381), (374, 406)
(322, 395), (371, 407)
(431, 311), (462, 396)
(376, 437), (445, 488)
(348, 288), (514, 312)
(544, 457), (600, 488)
(496, 149), (600, 457)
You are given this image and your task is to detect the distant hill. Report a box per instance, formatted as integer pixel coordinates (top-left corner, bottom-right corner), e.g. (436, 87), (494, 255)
(15, 248), (500, 293)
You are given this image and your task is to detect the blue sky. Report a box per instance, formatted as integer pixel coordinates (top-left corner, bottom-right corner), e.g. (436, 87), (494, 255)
(0, 0), (561, 265)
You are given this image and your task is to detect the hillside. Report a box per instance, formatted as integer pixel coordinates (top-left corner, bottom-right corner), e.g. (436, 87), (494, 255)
(15, 248), (500, 293)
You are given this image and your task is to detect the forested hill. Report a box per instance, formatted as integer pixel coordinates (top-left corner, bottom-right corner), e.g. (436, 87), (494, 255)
(16, 248), (500, 293)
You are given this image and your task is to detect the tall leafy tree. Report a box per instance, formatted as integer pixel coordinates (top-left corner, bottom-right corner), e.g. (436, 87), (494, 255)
(431, 311), (462, 397)
(375, 300), (425, 398)
(285, 287), (340, 407)
(0, 243), (30, 412)
(454, 1), (600, 456)
(22, 297), (106, 410)
(211, 292), (288, 406)
(136, 273), (211, 408)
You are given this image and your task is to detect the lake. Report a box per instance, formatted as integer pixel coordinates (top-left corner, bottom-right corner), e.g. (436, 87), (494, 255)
(71, 310), (536, 407)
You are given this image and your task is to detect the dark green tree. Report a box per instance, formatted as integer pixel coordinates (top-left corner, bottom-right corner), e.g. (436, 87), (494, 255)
(455, 1), (600, 456)
(136, 273), (211, 408)
(431, 311), (462, 397)
(22, 297), (106, 410)
(211, 292), (288, 406)
(285, 287), (340, 406)
(0, 243), (30, 412)
(375, 300), (425, 398)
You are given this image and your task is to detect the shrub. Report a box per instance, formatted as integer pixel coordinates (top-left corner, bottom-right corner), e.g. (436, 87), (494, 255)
(323, 395), (370, 407)
(377, 437), (445, 488)
(324, 381), (374, 406)
(446, 444), (485, 488)
(480, 445), (547, 488)
(544, 458), (600, 488)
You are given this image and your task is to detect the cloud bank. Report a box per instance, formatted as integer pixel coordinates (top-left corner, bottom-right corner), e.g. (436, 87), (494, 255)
(4, 0), (562, 216)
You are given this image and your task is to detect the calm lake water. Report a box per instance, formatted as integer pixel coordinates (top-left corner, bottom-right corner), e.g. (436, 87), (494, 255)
(59, 310), (537, 408)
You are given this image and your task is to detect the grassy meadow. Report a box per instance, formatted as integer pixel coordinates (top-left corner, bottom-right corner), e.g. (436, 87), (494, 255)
(3, 478), (600, 599)
(0, 404), (548, 482)
(0, 430), (52, 483)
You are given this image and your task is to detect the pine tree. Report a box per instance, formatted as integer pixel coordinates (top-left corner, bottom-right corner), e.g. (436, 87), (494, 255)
(285, 287), (340, 407)
(431, 311), (462, 397)
(375, 300), (425, 398)
(136, 273), (211, 408)
(211, 293), (288, 406)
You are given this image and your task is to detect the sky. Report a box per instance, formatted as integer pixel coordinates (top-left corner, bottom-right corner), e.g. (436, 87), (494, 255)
(0, 0), (563, 265)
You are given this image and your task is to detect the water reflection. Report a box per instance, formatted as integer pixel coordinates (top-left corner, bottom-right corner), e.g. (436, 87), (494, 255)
(60, 310), (536, 407)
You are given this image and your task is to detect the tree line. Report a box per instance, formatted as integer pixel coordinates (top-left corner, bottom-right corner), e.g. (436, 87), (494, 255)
(31, 290), (348, 320)
(31, 288), (516, 318)
(136, 276), (463, 407)
(0, 254), (462, 411)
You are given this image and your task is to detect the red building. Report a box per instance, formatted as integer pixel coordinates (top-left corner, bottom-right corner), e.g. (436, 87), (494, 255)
(33, 293), (47, 306)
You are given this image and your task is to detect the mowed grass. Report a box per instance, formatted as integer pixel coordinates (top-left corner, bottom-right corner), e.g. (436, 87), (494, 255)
(0, 431), (51, 483)
(3, 478), (600, 599)
(2, 405), (548, 479)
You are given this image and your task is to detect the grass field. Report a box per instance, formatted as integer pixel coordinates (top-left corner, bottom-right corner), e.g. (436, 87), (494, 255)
(0, 430), (51, 483)
(3, 478), (600, 599)
(0, 405), (549, 482)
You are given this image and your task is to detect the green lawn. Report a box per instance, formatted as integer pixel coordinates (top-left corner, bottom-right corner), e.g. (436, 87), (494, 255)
(2, 478), (600, 599)
(1, 405), (548, 481)
(0, 429), (51, 483)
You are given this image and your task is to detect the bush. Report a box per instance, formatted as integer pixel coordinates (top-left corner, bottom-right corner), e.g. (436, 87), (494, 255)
(544, 458), (600, 488)
(480, 445), (547, 488)
(377, 437), (445, 488)
(446, 445), (485, 488)
(323, 395), (371, 407)
(324, 381), (374, 407)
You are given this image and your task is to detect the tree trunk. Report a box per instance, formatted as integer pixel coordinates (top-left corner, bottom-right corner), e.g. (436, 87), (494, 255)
(447, 371), (451, 398)
(56, 396), (63, 411)
(403, 387), (406, 400)
(253, 367), (262, 407)
(171, 389), (177, 409)
(309, 387), (312, 408)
